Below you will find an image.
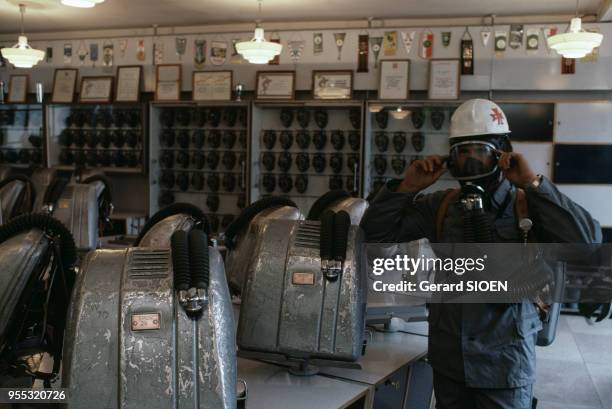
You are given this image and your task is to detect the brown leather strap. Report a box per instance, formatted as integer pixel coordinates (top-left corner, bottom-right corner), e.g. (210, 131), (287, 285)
(436, 189), (460, 241)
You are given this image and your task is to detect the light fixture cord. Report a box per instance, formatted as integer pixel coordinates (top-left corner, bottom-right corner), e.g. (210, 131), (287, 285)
(19, 4), (25, 35)
(575, 0), (579, 17)
(255, 0), (263, 26)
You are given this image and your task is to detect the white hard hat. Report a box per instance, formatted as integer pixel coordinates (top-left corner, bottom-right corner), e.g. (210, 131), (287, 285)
(449, 99), (510, 139)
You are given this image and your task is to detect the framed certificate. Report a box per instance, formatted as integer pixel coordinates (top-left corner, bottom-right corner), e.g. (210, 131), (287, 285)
(115, 65), (142, 102)
(52, 69), (77, 103)
(255, 71), (295, 100)
(378, 60), (410, 100)
(312, 70), (353, 100)
(428, 59), (461, 100)
(8, 75), (28, 103)
(155, 64), (182, 101)
(79, 76), (113, 103)
(192, 70), (232, 101)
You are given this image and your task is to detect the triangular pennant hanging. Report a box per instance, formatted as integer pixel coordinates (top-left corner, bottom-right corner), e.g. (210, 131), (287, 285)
(400, 31), (416, 55)
(480, 29), (492, 47)
(288, 40), (305, 63)
(419, 29), (433, 59)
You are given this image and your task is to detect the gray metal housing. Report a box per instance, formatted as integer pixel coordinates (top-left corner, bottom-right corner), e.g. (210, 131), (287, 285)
(138, 214), (197, 249)
(0, 230), (48, 340)
(326, 197), (369, 226)
(225, 206), (303, 294)
(0, 180), (26, 225)
(238, 219), (366, 362)
(62, 246), (237, 409)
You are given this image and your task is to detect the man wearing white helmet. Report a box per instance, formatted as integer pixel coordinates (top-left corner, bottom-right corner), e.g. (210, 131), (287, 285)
(361, 99), (601, 409)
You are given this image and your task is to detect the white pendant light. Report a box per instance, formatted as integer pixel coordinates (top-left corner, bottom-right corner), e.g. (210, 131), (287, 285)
(390, 106), (410, 120)
(547, 0), (603, 59)
(368, 104), (384, 113)
(0, 4), (45, 69)
(236, 0), (282, 64)
(61, 0), (104, 8)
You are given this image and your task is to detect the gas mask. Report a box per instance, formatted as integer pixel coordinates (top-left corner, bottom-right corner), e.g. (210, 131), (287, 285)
(176, 109), (192, 127)
(391, 156), (406, 175)
(297, 109), (310, 128)
(330, 153), (343, 174)
(296, 153), (310, 172)
(207, 151), (220, 170)
(331, 130), (345, 150)
(278, 174), (293, 193)
(222, 130), (237, 149)
(222, 151), (237, 170)
(207, 173), (220, 192)
(313, 154), (326, 173)
(263, 130), (276, 150)
(223, 108), (238, 127)
(448, 140), (499, 183)
(349, 107), (361, 129)
(126, 130), (139, 148)
(207, 108), (221, 127)
(85, 150), (98, 167)
(411, 132), (425, 152)
(280, 108), (294, 128)
(278, 152), (292, 172)
(430, 109), (445, 130)
(392, 132), (406, 153)
(328, 175), (343, 190)
(296, 130), (310, 149)
(375, 131), (389, 152)
(191, 173), (204, 191)
(222, 173), (236, 192)
(295, 175), (308, 193)
(262, 174), (276, 193)
(262, 152), (275, 171)
(177, 130), (190, 149)
(208, 130), (221, 149)
(374, 155), (387, 175)
(348, 130), (360, 151)
(192, 152), (205, 169)
(313, 130), (327, 150)
(375, 110), (388, 129)
(279, 130), (293, 150)
(177, 151), (190, 169)
(160, 108), (175, 128)
(177, 172), (189, 191)
(314, 109), (328, 129)
(411, 108), (425, 129)
(126, 151), (139, 168)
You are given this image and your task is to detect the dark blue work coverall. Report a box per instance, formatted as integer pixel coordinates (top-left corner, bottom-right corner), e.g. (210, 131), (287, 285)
(360, 177), (602, 409)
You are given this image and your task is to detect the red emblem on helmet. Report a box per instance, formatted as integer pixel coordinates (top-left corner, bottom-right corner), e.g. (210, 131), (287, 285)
(490, 108), (505, 125)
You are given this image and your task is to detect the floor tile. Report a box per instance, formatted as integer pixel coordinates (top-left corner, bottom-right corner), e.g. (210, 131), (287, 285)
(585, 363), (612, 409)
(534, 359), (602, 408)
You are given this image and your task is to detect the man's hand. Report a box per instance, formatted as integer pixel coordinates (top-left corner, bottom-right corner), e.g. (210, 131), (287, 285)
(496, 150), (538, 189)
(397, 155), (447, 193)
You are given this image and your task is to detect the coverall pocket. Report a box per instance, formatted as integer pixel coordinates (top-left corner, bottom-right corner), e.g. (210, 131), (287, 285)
(515, 315), (543, 338)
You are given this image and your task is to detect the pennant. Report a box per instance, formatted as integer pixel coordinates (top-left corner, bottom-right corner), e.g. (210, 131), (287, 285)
(269, 33), (281, 65)
(541, 26), (558, 53)
(480, 29), (492, 47)
(103, 40), (113, 67)
(77, 41), (88, 65)
(561, 56), (575, 74)
(90, 43), (98, 67)
(400, 31), (416, 55)
(526, 28), (539, 54)
(136, 39), (146, 62)
(194, 39), (206, 68)
(460, 28), (474, 75)
(509, 24), (523, 49)
(313, 32), (323, 54)
(210, 41), (228, 65)
(334, 32), (346, 61)
(357, 34), (369, 72)
(175, 37), (187, 60)
(370, 36), (383, 68)
(63, 43), (72, 65)
(582, 28), (600, 62)
(287, 40), (305, 64)
(46, 47), (53, 63)
(153, 41), (164, 65)
(119, 39), (128, 58)
(442, 32), (452, 47)
(494, 31), (507, 53)
(383, 31), (397, 56)
(419, 29), (433, 60)
(230, 39), (244, 64)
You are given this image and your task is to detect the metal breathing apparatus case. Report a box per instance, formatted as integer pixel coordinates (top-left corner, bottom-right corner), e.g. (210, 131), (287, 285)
(62, 230), (237, 409)
(225, 204), (303, 295)
(237, 211), (366, 368)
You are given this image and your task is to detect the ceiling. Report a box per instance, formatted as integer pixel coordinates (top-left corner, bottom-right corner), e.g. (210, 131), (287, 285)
(0, 0), (604, 34)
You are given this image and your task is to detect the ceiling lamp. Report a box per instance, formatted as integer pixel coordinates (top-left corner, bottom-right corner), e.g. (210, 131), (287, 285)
(369, 104), (384, 113)
(236, 0), (282, 64)
(0, 4), (45, 69)
(61, 0), (105, 8)
(547, 0), (603, 59)
(391, 107), (410, 120)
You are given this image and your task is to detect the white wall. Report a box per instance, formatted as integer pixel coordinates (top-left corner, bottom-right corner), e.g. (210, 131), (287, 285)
(1, 22), (612, 94)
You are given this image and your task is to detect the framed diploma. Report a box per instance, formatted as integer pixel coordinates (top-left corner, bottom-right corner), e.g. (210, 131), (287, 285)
(428, 59), (461, 100)
(192, 70), (232, 101)
(115, 65), (142, 102)
(378, 60), (410, 100)
(79, 76), (113, 103)
(312, 70), (353, 100)
(8, 75), (28, 103)
(52, 69), (77, 103)
(155, 64), (182, 101)
(255, 71), (295, 100)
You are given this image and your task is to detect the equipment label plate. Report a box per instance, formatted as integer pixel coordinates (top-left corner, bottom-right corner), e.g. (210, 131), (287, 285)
(292, 271), (315, 285)
(131, 312), (161, 331)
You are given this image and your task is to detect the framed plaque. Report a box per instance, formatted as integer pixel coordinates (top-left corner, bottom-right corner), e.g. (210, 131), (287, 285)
(378, 60), (410, 100)
(52, 69), (77, 103)
(312, 70), (353, 100)
(155, 64), (182, 101)
(115, 65), (142, 102)
(255, 71), (295, 100)
(192, 70), (232, 101)
(8, 75), (28, 103)
(428, 59), (461, 100)
(79, 76), (113, 103)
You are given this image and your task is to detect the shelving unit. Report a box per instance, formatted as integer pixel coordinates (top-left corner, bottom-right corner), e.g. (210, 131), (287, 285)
(0, 104), (45, 169)
(251, 101), (364, 213)
(149, 101), (250, 234)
